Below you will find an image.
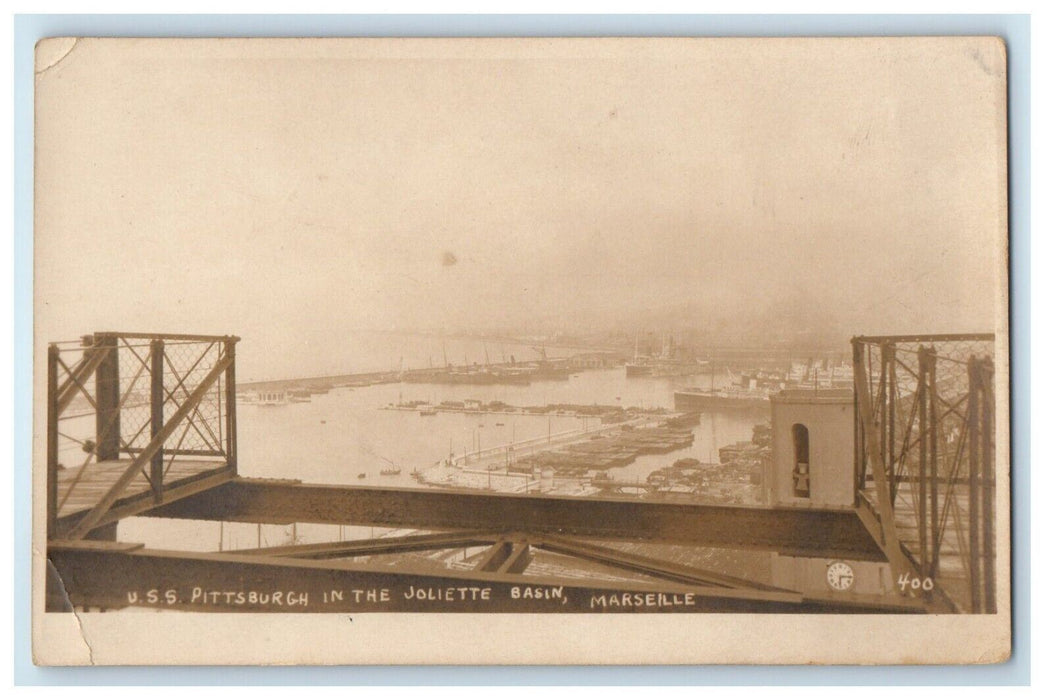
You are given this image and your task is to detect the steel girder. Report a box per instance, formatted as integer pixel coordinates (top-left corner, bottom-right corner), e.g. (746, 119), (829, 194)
(45, 540), (924, 614)
(143, 478), (887, 562)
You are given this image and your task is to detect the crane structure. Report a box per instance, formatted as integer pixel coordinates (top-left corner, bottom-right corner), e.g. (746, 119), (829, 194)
(42, 330), (995, 614)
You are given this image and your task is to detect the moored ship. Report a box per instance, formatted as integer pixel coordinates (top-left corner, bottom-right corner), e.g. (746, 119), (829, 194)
(674, 369), (788, 411)
(673, 361), (852, 412)
(625, 333), (706, 378)
(673, 386), (774, 411)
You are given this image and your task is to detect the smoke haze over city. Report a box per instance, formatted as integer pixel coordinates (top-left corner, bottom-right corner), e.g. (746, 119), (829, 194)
(36, 38), (1006, 379)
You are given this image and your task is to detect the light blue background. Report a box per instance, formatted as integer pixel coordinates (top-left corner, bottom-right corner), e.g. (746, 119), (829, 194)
(13, 13), (1031, 685)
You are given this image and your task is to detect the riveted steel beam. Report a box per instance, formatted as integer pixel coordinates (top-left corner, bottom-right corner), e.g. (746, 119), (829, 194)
(143, 478), (887, 562)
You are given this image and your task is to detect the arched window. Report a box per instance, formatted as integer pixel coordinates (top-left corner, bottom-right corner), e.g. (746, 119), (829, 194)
(791, 423), (810, 498)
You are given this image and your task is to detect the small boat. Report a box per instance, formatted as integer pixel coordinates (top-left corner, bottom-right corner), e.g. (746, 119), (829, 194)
(380, 467), (402, 476)
(357, 472), (367, 479)
(496, 422), (505, 426)
(419, 406), (438, 416)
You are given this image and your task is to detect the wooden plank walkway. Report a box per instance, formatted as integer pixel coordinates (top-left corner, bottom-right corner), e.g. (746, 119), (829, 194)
(55, 458), (233, 526)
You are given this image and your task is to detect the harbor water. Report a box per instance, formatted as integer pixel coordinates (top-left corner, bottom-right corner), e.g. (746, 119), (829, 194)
(115, 344), (766, 551)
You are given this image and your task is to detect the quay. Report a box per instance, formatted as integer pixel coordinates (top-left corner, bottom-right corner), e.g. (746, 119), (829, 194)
(239, 369), (400, 394)
(237, 353), (614, 396)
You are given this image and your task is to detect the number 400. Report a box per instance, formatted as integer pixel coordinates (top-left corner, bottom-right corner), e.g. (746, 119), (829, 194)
(897, 574), (934, 592)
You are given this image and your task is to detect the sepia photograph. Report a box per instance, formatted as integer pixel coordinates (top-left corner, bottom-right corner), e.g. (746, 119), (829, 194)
(31, 35), (1011, 665)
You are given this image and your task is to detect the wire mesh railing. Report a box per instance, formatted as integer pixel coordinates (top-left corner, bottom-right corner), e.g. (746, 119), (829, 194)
(852, 334), (995, 613)
(47, 332), (239, 540)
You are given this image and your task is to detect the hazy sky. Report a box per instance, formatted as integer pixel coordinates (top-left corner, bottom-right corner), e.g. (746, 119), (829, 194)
(35, 38), (1006, 378)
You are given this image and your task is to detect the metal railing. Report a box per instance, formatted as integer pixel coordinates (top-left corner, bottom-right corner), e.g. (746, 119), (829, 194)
(47, 332), (239, 540)
(852, 334), (995, 612)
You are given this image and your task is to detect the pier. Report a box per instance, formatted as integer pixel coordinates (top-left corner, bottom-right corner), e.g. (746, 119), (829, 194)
(44, 330), (994, 614)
